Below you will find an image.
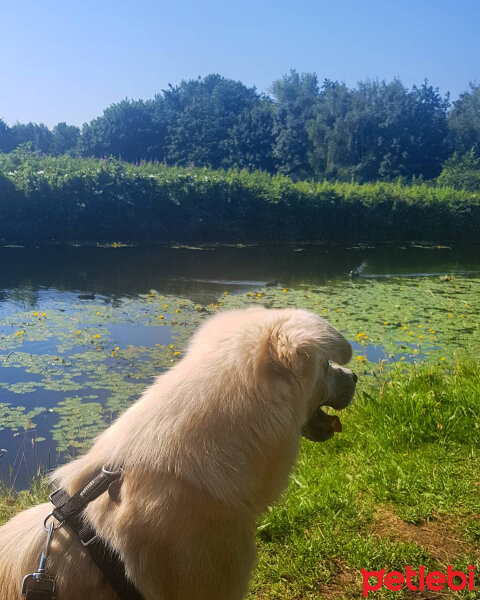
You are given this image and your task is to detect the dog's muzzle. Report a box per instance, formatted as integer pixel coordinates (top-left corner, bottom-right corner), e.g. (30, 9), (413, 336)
(301, 371), (357, 442)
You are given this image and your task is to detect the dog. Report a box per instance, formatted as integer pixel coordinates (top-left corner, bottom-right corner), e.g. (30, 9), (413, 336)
(0, 307), (356, 600)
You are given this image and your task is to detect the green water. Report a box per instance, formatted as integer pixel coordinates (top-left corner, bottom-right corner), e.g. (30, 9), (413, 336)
(1, 243), (479, 488)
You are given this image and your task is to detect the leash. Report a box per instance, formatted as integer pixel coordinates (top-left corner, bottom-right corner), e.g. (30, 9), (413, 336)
(21, 466), (143, 600)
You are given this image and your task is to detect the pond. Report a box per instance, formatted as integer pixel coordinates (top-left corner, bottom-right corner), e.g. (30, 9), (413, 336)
(1, 242), (479, 489)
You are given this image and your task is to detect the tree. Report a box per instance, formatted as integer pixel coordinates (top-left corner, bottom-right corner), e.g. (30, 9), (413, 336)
(437, 149), (480, 191)
(223, 99), (276, 172)
(270, 70), (319, 180)
(163, 74), (260, 168)
(448, 83), (480, 156)
(0, 119), (13, 152)
(52, 122), (80, 155)
(9, 122), (54, 154)
(78, 99), (166, 162)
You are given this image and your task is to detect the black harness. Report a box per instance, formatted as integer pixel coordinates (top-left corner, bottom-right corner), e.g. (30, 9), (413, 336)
(21, 467), (143, 600)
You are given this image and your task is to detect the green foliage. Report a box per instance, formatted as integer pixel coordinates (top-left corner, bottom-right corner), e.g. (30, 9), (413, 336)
(1, 151), (480, 243)
(1, 73), (473, 185)
(448, 83), (480, 156)
(307, 78), (450, 183)
(78, 99), (165, 162)
(437, 149), (480, 191)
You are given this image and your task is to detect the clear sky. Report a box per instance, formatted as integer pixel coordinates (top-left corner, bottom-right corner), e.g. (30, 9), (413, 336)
(0, 0), (479, 128)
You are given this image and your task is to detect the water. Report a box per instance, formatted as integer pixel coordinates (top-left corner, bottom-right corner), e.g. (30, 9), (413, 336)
(1, 242), (479, 489)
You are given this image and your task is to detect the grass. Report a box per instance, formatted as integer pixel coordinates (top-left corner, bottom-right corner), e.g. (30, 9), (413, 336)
(247, 358), (480, 599)
(1, 359), (478, 599)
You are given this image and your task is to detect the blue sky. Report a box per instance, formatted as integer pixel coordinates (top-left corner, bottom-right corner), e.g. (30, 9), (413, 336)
(0, 0), (479, 128)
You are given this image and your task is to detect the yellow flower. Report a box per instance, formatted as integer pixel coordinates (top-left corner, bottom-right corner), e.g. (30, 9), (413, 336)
(174, 351), (180, 356)
(418, 324), (423, 328)
(41, 312), (46, 317)
(248, 292), (253, 297)
(355, 355), (363, 361)
(400, 356), (405, 361)
(96, 311), (100, 315)
(282, 288), (287, 293)
(322, 308), (327, 313)
(33, 312), (38, 317)
(158, 315), (164, 320)
(115, 347), (119, 351)
(448, 313), (453, 318)
(76, 330), (82, 334)
(419, 334), (424, 339)
(257, 293), (262, 298)
(149, 293), (155, 297)
(383, 321), (388, 325)
(93, 334), (100, 339)
(409, 331), (413, 336)
(402, 326), (408, 330)
(169, 344), (174, 349)
(440, 357), (445, 361)
(419, 285), (423, 288)
(219, 302), (223, 306)
(164, 304), (168, 309)
(175, 309), (179, 313)
(224, 291), (228, 296)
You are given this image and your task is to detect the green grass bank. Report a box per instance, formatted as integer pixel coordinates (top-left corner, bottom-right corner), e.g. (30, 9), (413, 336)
(1, 151), (480, 244)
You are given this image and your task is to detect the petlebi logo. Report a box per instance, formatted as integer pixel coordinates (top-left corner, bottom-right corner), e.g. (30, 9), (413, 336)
(361, 565), (476, 597)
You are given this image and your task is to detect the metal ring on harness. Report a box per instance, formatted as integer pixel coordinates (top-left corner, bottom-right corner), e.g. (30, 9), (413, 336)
(43, 513), (64, 533)
(101, 465), (123, 477)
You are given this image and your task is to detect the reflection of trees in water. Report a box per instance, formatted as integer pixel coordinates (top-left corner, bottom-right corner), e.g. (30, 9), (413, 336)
(5, 287), (40, 309)
(1, 244), (480, 302)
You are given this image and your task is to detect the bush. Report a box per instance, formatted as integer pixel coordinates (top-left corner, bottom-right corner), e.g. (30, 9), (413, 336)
(1, 150), (479, 243)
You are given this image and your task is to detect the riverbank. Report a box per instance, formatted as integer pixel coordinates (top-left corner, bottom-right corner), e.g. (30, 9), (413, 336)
(1, 151), (480, 244)
(1, 359), (479, 599)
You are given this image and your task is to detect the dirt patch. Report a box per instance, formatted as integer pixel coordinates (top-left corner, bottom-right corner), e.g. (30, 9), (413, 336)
(317, 560), (362, 599)
(369, 506), (479, 564)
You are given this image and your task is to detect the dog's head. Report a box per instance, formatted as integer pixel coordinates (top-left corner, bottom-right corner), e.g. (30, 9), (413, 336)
(261, 308), (357, 442)
(187, 307), (356, 442)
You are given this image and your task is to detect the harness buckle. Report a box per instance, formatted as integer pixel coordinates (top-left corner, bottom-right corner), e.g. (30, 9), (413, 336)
(81, 532), (98, 547)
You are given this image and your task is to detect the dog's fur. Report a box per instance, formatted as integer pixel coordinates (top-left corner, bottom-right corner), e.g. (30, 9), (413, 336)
(0, 307), (356, 600)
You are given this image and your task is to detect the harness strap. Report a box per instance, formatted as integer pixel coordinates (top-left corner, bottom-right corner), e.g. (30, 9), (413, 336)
(50, 467), (121, 524)
(49, 468), (143, 600)
(24, 591), (54, 600)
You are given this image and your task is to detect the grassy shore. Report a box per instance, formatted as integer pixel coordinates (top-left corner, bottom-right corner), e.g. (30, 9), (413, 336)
(2, 359), (479, 599)
(1, 150), (480, 243)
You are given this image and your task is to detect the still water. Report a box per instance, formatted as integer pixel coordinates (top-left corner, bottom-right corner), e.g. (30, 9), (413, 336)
(1, 243), (479, 489)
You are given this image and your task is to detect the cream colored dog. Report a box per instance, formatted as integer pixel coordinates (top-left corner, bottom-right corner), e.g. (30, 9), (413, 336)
(0, 307), (356, 600)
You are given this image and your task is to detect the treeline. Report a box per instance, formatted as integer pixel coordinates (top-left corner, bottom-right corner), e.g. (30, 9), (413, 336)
(1, 72), (480, 185)
(1, 151), (479, 243)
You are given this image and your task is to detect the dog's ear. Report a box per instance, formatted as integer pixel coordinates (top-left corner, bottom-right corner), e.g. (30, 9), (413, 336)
(268, 313), (352, 373)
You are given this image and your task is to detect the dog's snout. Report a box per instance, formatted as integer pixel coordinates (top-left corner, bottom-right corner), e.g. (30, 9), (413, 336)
(352, 372), (358, 383)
